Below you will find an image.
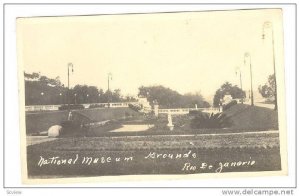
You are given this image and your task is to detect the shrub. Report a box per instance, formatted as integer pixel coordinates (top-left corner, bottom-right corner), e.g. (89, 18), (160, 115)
(128, 103), (142, 112)
(189, 110), (202, 116)
(143, 112), (157, 123)
(190, 112), (232, 129)
(151, 116), (168, 130)
(59, 111), (93, 137)
(60, 120), (81, 136)
(58, 104), (84, 110)
(172, 114), (191, 128)
(223, 100), (237, 111)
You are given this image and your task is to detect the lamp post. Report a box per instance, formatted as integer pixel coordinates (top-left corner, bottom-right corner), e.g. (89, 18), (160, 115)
(59, 93), (62, 104)
(262, 21), (278, 111)
(235, 67), (244, 104)
(40, 92), (44, 105)
(107, 72), (112, 108)
(244, 53), (254, 106)
(67, 63), (74, 112)
(74, 93), (77, 105)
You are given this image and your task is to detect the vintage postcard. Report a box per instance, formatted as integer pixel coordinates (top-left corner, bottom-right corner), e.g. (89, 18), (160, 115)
(17, 9), (287, 184)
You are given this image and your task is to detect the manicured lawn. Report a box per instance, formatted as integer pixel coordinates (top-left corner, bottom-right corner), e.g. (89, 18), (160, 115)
(223, 104), (278, 130)
(25, 104), (281, 178)
(26, 133), (281, 178)
(88, 104), (279, 137)
(26, 111), (69, 134)
(25, 104), (278, 136)
(30, 132), (280, 150)
(25, 108), (140, 134)
(76, 107), (140, 122)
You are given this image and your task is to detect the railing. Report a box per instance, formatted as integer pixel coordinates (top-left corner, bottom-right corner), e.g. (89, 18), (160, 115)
(83, 102), (138, 109)
(25, 105), (60, 111)
(25, 102), (139, 111)
(158, 107), (220, 114)
(25, 103), (221, 114)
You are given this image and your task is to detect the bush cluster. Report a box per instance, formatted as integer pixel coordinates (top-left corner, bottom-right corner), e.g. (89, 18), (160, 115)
(190, 112), (232, 129)
(128, 103), (142, 112)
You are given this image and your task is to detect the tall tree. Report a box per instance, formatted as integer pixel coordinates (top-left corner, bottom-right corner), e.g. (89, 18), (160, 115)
(138, 85), (209, 108)
(213, 82), (245, 107)
(258, 74), (275, 99)
(24, 72), (66, 105)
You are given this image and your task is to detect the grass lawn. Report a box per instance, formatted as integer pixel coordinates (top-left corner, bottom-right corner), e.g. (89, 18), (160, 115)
(223, 104), (278, 130)
(26, 133), (281, 178)
(26, 104), (279, 136)
(26, 111), (69, 135)
(25, 108), (140, 135)
(77, 107), (140, 121)
(25, 104), (281, 178)
(31, 132), (280, 150)
(88, 104), (279, 137)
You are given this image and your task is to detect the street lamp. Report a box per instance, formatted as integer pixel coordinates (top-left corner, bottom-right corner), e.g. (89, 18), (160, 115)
(40, 92), (44, 105)
(59, 93), (62, 104)
(107, 72), (112, 108)
(74, 93), (77, 105)
(262, 21), (278, 111)
(67, 63), (74, 111)
(244, 52), (254, 106)
(235, 66), (244, 104)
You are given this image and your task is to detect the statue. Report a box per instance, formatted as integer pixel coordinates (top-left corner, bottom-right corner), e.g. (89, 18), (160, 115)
(167, 112), (174, 131)
(68, 111), (73, 121)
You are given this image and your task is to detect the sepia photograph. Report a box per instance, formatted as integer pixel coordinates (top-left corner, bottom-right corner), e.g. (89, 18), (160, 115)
(16, 8), (287, 183)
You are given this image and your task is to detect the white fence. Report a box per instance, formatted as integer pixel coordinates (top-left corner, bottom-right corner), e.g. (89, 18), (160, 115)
(158, 107), (220, 115)
(82, 102), (138, 109)
(25, 105), (61, 111)
(25, 103), (220, 114)
(25, 102), (138, 111)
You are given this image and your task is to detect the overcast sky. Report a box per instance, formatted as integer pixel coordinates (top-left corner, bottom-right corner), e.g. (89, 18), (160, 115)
(17, 9), (283, 102)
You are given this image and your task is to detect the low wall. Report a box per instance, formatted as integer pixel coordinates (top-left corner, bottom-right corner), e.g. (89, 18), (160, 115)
(25, 105), (60, 111)
(25, 102), (138, 111)
(158, 107), (220, 115)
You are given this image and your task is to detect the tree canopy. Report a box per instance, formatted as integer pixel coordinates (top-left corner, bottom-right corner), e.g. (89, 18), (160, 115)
(138, 85), (210, 108)
(258, 74), (275, 99)
(24, 72), (209, 108)
(213, 82), (245, 107)
(24, 72), (136, 105)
